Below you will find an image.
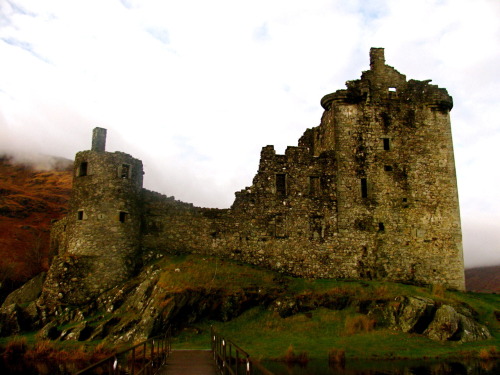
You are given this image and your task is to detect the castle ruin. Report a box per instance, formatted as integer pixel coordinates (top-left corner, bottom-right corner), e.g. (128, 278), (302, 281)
(45, 48), (465, 306)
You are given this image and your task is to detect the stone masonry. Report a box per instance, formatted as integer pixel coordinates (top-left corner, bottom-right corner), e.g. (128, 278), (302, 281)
(45, 48), (465, 306)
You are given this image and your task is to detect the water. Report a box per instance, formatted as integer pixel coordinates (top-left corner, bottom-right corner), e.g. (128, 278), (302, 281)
(0, 358), (83, 375)
(0, 357), (498, 374)
(260, 358), (500, 375)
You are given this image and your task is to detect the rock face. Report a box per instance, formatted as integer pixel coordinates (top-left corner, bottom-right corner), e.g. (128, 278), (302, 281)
(2, 272), (45, 307)
(366, 296), (491, 342)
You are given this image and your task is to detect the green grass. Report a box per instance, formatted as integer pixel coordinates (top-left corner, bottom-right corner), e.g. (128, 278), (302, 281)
(2, 254), (498, 363)
(165, 255), (499, 361)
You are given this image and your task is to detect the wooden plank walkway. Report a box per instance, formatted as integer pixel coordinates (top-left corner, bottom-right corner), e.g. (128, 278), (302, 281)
(158, 349), (218, 375)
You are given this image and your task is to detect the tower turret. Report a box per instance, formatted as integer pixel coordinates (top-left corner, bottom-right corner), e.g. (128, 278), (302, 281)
(44, 128), (144, 305)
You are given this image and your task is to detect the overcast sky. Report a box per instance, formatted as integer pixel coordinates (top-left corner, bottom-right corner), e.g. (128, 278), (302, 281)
(1, 0), (499, 268)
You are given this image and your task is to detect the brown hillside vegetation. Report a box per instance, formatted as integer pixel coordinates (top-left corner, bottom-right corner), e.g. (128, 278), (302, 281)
(0, 155), (72, 286)
(465, 265), (500, 293)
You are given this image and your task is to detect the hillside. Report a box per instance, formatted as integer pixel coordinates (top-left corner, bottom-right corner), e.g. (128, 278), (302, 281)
(0, 155), (72, 289)
(466, 265), (500, 293)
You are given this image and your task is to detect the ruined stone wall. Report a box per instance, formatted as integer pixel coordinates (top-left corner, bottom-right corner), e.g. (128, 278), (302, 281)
(47, 48), (465, 302)
(135, 48), (463, 290)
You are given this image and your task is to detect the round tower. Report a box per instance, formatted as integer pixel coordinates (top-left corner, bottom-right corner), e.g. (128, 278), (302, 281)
(51, 128), (144, 304)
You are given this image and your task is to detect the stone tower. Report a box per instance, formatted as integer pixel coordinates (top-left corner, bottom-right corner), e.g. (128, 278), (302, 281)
(298, 47), (464, 288)
(44, 128), (144, 305)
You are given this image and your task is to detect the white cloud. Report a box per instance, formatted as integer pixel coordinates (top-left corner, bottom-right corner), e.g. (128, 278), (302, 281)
(0, 0), (499, 267)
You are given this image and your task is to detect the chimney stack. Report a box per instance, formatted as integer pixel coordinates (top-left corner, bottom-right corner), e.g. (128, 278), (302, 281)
(91, 127), (107, 152)
(370, 47), (385, 71)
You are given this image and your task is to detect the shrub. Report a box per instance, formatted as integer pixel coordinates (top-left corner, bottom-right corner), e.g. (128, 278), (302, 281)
(344, 315), (376, 335)
(24, 340), (55, 360)
(3, 336), (28, 358)
(478, 346), (498, 360)
(431, 284), (446, 298)
(328, 348), (346, 367)
(283, 345), (309, 366)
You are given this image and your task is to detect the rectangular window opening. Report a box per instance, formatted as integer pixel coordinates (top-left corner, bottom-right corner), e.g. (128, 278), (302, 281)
(77, 210), (84, 220)
(78, 162), (88, 177)
(309, 176), (320, 196)
(275, 214), (286, 238)
(361, 178), (368, 198)
(276, 174), (287, 197)
(119, 211), (128, 223)
(384, 165), (393, 172)
(388, 87), (397, 92)
(378, 222), (385, 232)
(120, 164), (131, 179)
(382, 138), (391, 151)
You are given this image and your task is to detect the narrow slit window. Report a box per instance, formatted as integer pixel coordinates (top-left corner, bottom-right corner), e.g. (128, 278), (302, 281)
(388, 87), (397, 92)
(78, 162), (88, 177)
(382, 138), (391, 151)
(378, 222), (385, 232)
(361, 178), (368, 198)
(276, 174), (287, 197)
(119, 211), (128, 223)
(77, 210), (84, 220)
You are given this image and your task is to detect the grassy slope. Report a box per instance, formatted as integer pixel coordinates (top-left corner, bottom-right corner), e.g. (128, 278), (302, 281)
(160, 255), (499, 360)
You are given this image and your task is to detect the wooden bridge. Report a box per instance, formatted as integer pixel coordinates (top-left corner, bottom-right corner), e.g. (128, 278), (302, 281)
(75, 327), (273, 375)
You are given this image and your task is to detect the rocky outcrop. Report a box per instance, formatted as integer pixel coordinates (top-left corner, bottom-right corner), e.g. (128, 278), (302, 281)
(423, 305), (491, 343)
(366, 296), (491, 342)
(0, 262), (492, 345)
(2, 272), (46, 308)
(33, 263), (276, 344)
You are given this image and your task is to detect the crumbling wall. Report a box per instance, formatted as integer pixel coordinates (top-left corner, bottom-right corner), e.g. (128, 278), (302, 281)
(135, 48), (463, 290)
(47, 48), (465, 301)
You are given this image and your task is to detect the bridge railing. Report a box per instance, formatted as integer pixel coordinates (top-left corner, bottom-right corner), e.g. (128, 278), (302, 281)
(75, 326), (171, 375)
(211, 327), (274, 375)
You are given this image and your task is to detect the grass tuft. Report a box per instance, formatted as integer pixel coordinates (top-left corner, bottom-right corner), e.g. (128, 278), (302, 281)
(2, 336), (27, 358)
(282, 345), (309, 366)
(328, 348), (346, 367)
(478, 346), (498, 360)
(344, 315), (376, 335)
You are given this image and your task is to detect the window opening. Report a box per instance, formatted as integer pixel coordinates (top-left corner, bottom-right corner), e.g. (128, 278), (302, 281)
(77, 210), (84, 220)
(78, 162), (88, 177)
(275, 214), (286, 238)
(388, 87), (397, 92)
(384, 165), (393, 172)
(382, 138), (391, 151)
(276, 174), (287, 197)
(119, 211), (128, 223)
(120, 164), (131, 179)
(310, 215), (325, 240)
(378, 222), (385, 232)
(309, 176), (320, 196)
(361, 178), (368, 198)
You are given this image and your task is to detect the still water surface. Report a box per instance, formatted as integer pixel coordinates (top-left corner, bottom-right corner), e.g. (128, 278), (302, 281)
(0, 358), (498, 374)
(260, 358), (500, 375)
